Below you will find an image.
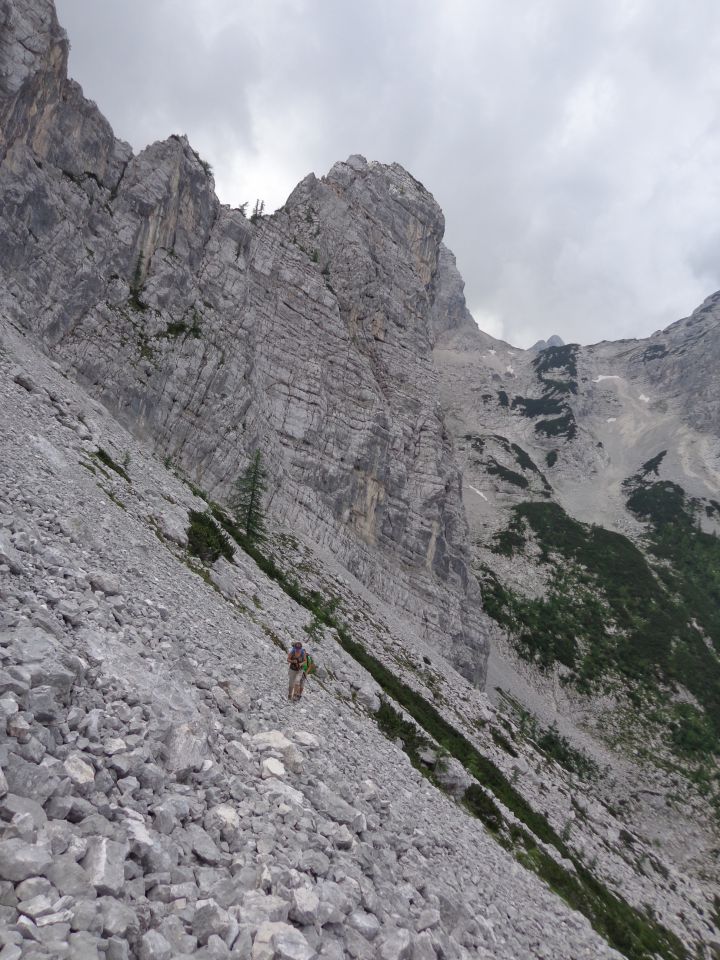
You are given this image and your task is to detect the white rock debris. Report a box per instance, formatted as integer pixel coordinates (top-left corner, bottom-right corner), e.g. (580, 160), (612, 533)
(0, 324), (633, 960)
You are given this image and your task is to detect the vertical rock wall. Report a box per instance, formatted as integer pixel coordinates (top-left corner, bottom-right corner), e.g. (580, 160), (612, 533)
(0, 0), (491, 683)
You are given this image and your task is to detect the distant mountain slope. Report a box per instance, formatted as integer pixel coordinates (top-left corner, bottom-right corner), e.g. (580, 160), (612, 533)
(529, 334), (565, 352)
(432, 292), (720, 895)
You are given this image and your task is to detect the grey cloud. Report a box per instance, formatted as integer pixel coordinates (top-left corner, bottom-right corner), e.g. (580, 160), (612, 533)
(56, 0), (720, 347)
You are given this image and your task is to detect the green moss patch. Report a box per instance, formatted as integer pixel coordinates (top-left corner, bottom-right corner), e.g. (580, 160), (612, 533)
(533, 343), (579, 380)
(535, 411), (578, 439)
(512, 395), (565, 418)
(187, 510), (234, 564)
(481, 496), (720, 761)
(93, 448), (130, 482)
(486, 458), (529, 489)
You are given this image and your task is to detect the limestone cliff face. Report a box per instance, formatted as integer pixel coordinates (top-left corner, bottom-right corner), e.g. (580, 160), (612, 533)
(620, 291), (720, 433)
(0, 0), (490, 682)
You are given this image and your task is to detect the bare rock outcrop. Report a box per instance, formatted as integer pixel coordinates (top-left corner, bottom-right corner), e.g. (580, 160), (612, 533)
(0, 0), (490, 683)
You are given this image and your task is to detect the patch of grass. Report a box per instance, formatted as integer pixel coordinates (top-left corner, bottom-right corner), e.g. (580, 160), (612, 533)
(261, 624), (286, 651)
(670, 704), (717, 759)
(502, 345), (581, 442)
(500, 696), (600, 780)
(482, 496), (720, 762)
(490, 726), (518, 757)
(163, 321), (193, 339)
(533, 343), (579, 380)
(481, 564), (609, 677)
(519, 835), (687, 960)
(186, 510), (234, 564)
(465, 436), (551, 493)
(94, 448), (130, 482)
(463, 784), (504, 832)
(376, 699), (431, 763)
(275, 533), (300, 551)
(536, 724), (600, 780)
(98, 485), (126, 511)
(626, 481), (686, 526)
(535, 411), (577, 440)
(543, 378), (578, 395)
(641, 344), (668, 362)
(625, 480), (720, 744)
(138, 335), (154, 361)
(187, 479), (210, 503)
(509, 442), (541, 475)
(486, 458), (529, 489)
(512, 395), (565, 418)
(640, 450), (667, 478)
(489, 514), (528, 556)
(129, 255), (147, 311)
(463, 434), (485, 453)
(160, 309), (203, 341)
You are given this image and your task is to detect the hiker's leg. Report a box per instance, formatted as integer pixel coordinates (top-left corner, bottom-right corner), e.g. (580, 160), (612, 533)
(288, 667), (297, 700)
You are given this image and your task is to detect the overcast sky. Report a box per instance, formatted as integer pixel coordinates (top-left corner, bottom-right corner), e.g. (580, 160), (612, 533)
(55, 0), (720, 348)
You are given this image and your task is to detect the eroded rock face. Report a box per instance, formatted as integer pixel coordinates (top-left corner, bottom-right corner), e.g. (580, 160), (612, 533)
(621, 291), (720, 433)
(0, 0), (489, 684)
(0, 323), (643, 960)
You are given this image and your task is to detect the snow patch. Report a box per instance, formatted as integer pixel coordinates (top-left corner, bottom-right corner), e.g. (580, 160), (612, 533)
(592, 375), (621, 383)
(466, 484), (488, 501)
(606, 417), (617, 423)
(487, 349), (496, 356)
(639, 394), (650, 403)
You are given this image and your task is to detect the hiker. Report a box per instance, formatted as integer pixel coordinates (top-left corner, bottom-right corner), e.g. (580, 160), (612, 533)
(287, 641), (307, 701)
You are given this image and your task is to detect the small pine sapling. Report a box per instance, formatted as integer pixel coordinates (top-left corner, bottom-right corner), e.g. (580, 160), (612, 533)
(231, 450), (268, 542)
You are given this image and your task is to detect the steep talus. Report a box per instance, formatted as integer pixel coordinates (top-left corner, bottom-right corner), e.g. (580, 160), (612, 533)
(0, 0), (488, 684)
(1, 305), (710, 960)
(2, 1), (720, 957)
(431, 274), (720, 908)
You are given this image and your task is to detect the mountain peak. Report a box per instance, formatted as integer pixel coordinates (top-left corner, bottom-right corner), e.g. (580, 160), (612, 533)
(528, 334), (565, 352)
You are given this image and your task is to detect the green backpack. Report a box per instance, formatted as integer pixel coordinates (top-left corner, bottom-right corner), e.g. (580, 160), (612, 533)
(302, 653), (317, 676)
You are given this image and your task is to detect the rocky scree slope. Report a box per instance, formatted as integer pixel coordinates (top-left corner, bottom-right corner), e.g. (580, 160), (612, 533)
(431, 281), (720, 899)
(2, 279), (717, 959)
(1, 0), (719, 955)
(0, 312), (638, 959)
(0, 0), (488, 688)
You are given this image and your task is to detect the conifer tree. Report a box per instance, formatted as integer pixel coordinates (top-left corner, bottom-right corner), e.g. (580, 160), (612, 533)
(231, 450), (268, 542)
